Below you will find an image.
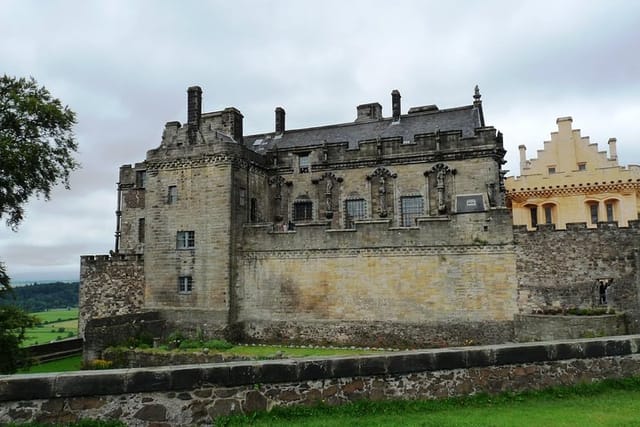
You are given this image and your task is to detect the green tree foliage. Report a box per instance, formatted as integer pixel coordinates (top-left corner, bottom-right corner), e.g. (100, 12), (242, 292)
(0, 76), (78, 373)
(0, 74), (78, 229)
(0, 281), (80, 312)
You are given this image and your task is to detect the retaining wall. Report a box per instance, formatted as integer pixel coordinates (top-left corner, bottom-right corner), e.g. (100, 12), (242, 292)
(2, 335), (640, 426)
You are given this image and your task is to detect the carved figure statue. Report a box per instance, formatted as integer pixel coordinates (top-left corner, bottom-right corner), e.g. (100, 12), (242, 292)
(378, 176), (387, 214)
(436, 169), (446, 213)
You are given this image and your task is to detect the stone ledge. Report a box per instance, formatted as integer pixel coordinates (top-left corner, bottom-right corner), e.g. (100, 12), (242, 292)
(2, 335), (640, 402)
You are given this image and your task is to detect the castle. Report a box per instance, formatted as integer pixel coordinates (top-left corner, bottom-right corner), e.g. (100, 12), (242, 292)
(79, 87), (640, 351)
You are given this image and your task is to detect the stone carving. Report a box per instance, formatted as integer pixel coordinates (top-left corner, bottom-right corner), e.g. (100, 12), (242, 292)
(429, 163), (455, 214)
(367, 167), (397, 218)
(314, 172), (342, 219)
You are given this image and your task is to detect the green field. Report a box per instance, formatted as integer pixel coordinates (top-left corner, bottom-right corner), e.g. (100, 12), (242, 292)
(23, 307), (79, 347)
(19, 355), (82, 374)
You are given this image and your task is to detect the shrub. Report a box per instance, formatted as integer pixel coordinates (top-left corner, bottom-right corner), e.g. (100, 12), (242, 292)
(83, 359), (113, 370)
(204, 339), (233, 350)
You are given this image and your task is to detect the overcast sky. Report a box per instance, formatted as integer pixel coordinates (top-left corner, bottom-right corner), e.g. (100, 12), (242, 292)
(1, 0), (639, 282)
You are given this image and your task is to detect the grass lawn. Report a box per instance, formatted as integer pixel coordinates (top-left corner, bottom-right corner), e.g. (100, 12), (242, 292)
(223, 345), (378, 358)
(22, 308), (79, 347)
(218, 378), (640, 426)
(19, 355), (82, 374)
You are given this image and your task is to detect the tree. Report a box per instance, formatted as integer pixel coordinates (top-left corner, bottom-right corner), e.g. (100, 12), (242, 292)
(0, 75), (78, 229)
(0, 76), (78, 373)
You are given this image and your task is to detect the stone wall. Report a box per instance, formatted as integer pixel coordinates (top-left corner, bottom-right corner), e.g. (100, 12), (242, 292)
(514, 314), (628, 342)
(514, 222), (640, 332)
(79, 254), (145, 337)
(2, 336), (640, 426)
(237, 209), (517, 347)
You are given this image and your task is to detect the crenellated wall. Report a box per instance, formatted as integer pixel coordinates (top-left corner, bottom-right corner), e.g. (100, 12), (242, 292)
(79, 254), (144, 337)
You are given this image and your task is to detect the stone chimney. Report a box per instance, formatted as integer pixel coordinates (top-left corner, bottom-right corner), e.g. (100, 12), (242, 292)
(391, 90), (401, 122)
(275, 107), (285, 134)
(519, 144), (527, 175)
(608, 137), (618, 161)
(355, 102), (383, 122)
(187, 86), (202, 144)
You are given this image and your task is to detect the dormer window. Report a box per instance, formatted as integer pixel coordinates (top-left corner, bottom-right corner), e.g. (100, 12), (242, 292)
(298, 153), (310, 173)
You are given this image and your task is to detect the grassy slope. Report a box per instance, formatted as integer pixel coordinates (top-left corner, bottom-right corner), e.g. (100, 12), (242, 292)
(23, 308), (79, 346)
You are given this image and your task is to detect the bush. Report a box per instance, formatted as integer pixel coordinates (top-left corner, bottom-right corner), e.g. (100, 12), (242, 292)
(83, 359), (113, 370)
(204, 339), (234, 350)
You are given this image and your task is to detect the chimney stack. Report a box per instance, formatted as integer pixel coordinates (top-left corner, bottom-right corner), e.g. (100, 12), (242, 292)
(275, 107), (285, 134)
(518, 145), (527, 175)
(608, 137), (618, 161)
(391, 90), (401, 122)
(187, 86), (202, 144)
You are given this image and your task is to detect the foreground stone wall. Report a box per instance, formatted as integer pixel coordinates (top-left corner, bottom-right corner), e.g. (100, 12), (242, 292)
(2, 336), (640, 426)
(79, 254), (145, 337)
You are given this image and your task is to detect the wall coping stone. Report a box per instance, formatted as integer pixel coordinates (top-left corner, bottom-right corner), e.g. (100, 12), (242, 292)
(2, 335), (640, 402)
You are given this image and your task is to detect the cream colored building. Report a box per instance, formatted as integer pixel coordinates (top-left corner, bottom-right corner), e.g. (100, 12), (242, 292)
(506, 117), (640, 229)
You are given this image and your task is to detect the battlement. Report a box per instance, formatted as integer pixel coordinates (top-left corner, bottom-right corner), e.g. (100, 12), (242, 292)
(81, 253), (144, 263)
(513, 220), (640, 234)
(242, 208), (514, 252)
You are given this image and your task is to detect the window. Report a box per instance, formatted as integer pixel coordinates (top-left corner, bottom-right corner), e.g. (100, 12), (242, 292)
(605, 202), (615, 222)
(578, 163), (586, 171)
(298, 154), (310, 173)
(345, 199), (367, 228)
(529, 206), (538, 228)
(548, 167), (556, 175)
(401, 196), (424, 227)
(589, 203), (599, 224)
(136, 170), (147, 188)
(544, 205), (553, 225)
(138, 218), (145, 243)
(167, 186), (177, 204)
(250, 198), (257, 222)
(178, 276), (193, 294)
(239, 188), (246, 207)
(292, 200), (313, 221)
(177, 231), (195, 249)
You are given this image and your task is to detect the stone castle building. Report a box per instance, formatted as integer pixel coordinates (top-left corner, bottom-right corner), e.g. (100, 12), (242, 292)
(506, 117), (640, 230)
(80, 87), (640, 351)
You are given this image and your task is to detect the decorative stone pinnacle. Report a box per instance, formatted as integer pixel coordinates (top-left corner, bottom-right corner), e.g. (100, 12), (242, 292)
(473, 85), (481, 101)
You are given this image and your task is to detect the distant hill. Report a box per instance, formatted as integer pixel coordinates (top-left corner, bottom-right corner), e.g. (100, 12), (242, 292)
(1, 282), (79, 312)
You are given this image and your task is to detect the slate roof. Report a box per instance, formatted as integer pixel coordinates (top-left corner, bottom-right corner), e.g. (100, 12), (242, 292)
(244, 104), (483, 153)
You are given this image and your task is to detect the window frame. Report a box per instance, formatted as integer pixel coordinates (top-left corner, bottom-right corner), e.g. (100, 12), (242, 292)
(298, 153), (310, 173)
(400, 195), (424, 227)
(167, 185), (178, 204)
(345, 198), (367, 228)
(588, 202), (599, 224)
(178, 276), (193, 294)
(177, 231), (195, 249)
(292, 200), (313, 222)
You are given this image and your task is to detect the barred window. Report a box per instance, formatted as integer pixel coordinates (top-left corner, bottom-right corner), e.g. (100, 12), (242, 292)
(177, 231), (195, 249)
(178, 276), (193, 294)
(293, 201), (313, 222)
(401, 196), (424, 227)
(345, 199), (367, 228)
